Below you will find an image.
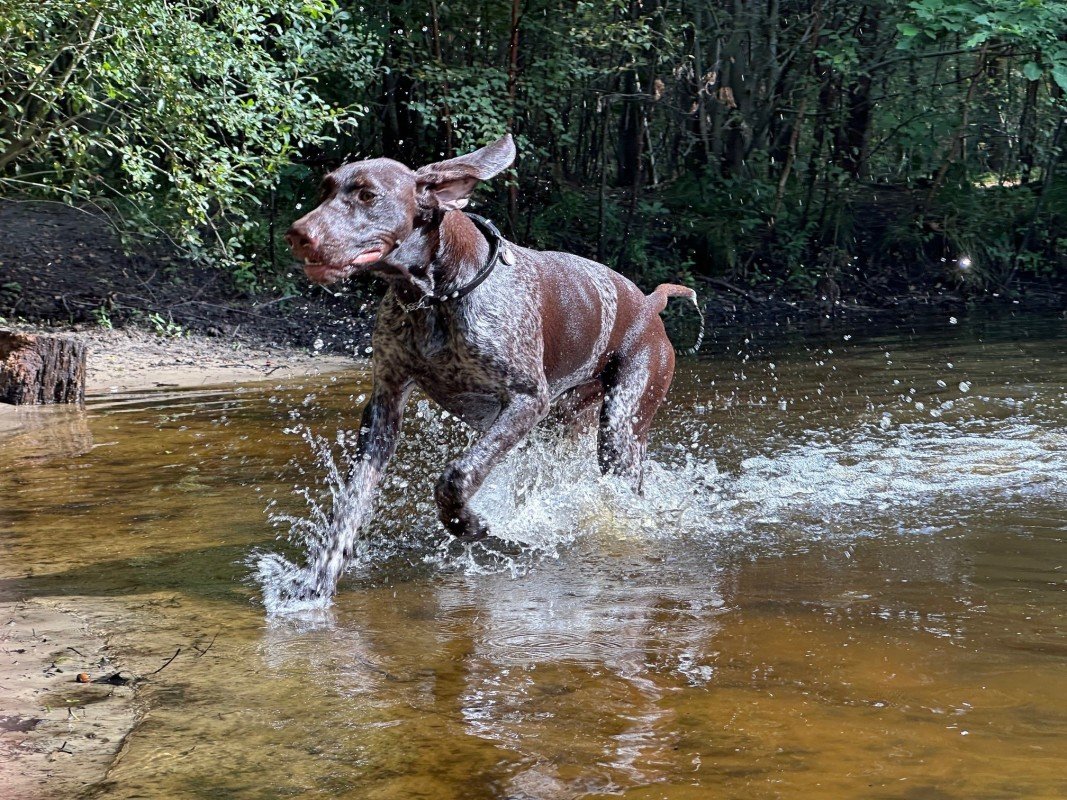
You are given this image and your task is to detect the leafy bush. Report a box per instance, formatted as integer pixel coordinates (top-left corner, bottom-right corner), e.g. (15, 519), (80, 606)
(3, 0), (1066, 303)
(1, 0), (377, 280)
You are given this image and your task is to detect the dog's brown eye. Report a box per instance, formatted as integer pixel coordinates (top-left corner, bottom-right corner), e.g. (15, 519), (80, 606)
(357, 189), (376, 203)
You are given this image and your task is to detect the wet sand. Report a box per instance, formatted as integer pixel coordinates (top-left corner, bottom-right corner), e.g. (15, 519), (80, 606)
(1, 327), (356, 799)
(0, 404), (19, 437)
(0, 602), (138, 799)
(0, 326), (357, 435)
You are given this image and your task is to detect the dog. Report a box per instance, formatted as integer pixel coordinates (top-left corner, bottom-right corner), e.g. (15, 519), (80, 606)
(285, 134), (701, 597)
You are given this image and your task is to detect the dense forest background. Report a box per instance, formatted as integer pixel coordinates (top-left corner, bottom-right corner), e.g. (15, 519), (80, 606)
(3, 0), (1066, 310)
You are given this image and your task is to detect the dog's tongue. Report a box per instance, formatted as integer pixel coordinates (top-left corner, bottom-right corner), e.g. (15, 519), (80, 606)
(353, 249), (382, 265)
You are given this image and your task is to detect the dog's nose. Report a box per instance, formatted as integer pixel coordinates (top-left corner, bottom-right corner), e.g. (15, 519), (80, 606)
(285, 225), (318, 256)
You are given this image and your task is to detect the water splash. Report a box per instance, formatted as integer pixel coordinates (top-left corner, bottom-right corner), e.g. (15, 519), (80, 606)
(252, 427), (370, 613)
(252, 404), (722, 613)
(253, 398), (1065, 614)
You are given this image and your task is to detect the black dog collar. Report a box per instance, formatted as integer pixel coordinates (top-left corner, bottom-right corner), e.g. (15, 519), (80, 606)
(398, 213), (509, 313)
(420, 213), (503, 302)
(448, 213), (507, 301)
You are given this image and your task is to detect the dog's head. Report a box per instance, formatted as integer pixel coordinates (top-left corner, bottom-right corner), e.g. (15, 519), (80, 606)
(286, 135), (515, 285)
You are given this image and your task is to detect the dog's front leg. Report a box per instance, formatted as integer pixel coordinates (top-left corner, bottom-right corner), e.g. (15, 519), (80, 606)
(435, 390), (550, 539)
(306, 376), (412, 598)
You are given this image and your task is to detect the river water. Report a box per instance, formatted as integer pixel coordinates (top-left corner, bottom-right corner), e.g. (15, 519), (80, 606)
(1, 312), (1064, 798)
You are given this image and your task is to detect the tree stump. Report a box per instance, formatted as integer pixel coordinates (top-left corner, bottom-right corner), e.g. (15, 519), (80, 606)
(0, 331), (87, 405)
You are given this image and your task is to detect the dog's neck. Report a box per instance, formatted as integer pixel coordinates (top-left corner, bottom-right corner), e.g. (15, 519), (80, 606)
(384, 211), (490, 306)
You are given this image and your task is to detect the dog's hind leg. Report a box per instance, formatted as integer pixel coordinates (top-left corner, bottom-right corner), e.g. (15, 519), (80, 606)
(597, 336), (675, 492)
(547, 379), (604, 442)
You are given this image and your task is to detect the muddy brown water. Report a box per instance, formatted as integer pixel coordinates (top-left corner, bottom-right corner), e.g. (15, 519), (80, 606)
(2, 313), (1065, 799)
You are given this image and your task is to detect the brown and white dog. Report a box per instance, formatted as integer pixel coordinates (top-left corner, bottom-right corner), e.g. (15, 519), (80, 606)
(286, 134), (700, 597)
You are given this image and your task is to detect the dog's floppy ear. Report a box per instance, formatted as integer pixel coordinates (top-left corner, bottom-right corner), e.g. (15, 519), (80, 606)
(415, 134), (516, 212)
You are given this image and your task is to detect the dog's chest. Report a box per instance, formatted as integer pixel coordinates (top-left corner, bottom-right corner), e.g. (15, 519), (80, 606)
(376, 304), (517, 428)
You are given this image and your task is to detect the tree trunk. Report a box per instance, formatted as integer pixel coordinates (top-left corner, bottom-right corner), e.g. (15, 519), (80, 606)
(1019, 76), (1040, 185)
(506, 0), (523, 233)
(720, 2), (756, 177)
(925, 43), (991, 210)
(0, 331), (87, 405)
(616, 67), (643, 187)
(836, 6), (880, 179)
(379, 5), (420, 166)
(687, 1), (713, 168)
(597, 96), (611, 263)
(429, 0), (455, 158)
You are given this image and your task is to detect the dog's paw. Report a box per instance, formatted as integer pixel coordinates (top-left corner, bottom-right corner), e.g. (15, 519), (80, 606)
(458, 525), (490, 542)
(442, 508), (491, 541)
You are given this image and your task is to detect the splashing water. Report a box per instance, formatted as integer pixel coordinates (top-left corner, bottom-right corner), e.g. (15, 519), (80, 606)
(254, 406), (467, 613)
(252, 403), (723, 613)
(253, 427), (372, 613)
(254, 396), (1066, 615)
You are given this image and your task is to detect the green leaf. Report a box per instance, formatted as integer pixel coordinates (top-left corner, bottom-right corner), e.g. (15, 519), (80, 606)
(1022, 61), (1042, 82)
(1053, 65), (1067, 93)
(896, 22), (920, 37)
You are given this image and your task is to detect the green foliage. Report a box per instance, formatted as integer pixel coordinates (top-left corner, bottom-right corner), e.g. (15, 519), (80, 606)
(900, 0), (1067, 90)
(2, 0), (1065, 301)
(147, 311), (184, 337)
(1, 0), (376, 278)
(91, 304), (113, 329)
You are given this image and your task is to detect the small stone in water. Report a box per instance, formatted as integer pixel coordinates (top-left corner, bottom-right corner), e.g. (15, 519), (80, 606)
(959, 381), (971, 393)
(313, 338), (324, 351)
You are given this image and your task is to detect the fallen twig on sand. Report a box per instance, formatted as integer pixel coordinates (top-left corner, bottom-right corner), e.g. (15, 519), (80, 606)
(254, 294), (299, 309)
(146, 647), (181, 676)
(193, 632), (218, 658)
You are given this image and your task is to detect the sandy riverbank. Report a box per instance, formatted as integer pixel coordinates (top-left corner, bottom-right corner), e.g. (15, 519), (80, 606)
(1, 326), (359, 799)
(80, 327), (357, 394)
(0, 601), (138, 799)
(1, 326), (358, 440)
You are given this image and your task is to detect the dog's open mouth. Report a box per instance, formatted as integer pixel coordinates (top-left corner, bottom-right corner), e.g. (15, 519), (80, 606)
(303, 248), (383, 285)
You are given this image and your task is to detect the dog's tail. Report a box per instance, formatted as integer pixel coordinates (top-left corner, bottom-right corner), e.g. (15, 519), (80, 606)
(649, 283), (704, 355)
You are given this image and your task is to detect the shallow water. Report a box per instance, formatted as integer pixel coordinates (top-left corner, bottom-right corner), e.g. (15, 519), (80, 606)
(2, 312), (1065, 799)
